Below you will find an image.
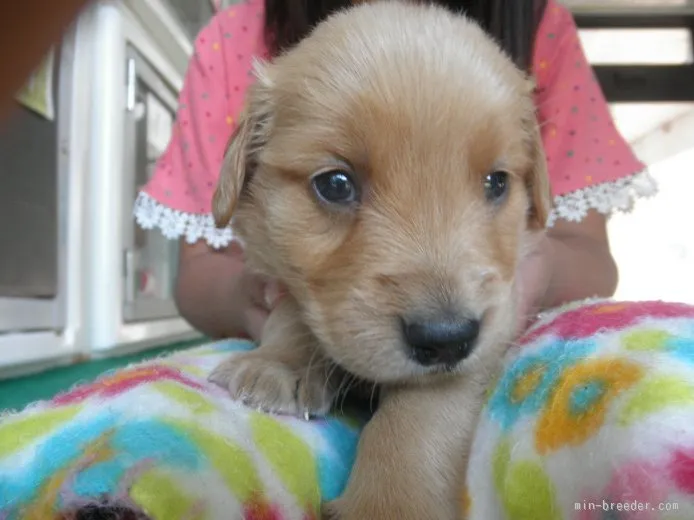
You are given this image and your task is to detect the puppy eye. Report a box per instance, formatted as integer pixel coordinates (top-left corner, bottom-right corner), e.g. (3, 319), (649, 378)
(484, 171), (509, 202)
(311, 170), (359, 206)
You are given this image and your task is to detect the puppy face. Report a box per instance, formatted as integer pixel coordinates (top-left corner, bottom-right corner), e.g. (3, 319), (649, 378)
(214, 1), (550, 383)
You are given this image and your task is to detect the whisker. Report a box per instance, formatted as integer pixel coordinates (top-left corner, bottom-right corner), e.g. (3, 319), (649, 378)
(369, 382), (378, 414)
(322, 361), (341, 407)
(301, 344), (322, 400)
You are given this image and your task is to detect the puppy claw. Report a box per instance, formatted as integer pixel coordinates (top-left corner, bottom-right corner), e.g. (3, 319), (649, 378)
(321, 500), (347, 520)
(209, 356), (334, 417)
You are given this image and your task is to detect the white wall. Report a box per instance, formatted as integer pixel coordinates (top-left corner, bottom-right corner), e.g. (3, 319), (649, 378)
(608, 113), (694, 304)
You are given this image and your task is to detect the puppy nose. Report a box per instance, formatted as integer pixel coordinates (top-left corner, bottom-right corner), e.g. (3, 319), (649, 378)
(402, 317), (480, 367)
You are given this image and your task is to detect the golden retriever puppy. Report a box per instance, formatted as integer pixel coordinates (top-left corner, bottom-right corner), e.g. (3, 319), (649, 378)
(209, 1), (550, 518)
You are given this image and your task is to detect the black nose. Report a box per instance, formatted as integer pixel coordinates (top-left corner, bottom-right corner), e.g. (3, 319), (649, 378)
(402, 317), (480, 367)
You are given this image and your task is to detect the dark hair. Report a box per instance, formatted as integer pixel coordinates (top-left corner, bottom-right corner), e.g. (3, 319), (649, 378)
(264, 0), (548, 72)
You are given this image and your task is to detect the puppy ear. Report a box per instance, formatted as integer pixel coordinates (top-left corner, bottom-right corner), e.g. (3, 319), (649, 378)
(212, 60), (275, 228)
(520, 78), (551, 230)
(524, 113), (551, 230)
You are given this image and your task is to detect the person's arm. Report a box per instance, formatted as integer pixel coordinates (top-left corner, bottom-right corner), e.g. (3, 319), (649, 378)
(544, 210), (618, 306)
(175, 240), (247, 339)
(174, 239), (280, 341)
(0, 0), (90, 121)
(516, 210), (618, 329)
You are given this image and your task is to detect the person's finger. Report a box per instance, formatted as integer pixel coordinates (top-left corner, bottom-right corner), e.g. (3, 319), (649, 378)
(263, 280), (287, 310)
(245, 272), (286, 311)
(245, 273), (270, 309)
(244, 305), (270, 343)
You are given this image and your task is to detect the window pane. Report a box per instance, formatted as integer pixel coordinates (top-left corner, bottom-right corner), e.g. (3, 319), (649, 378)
(579, 28), (692, 65)
(611, 103), (693, 143)
(162, 0), (216, 39)
(132, 80), (179, 304)
(563, 0), (690, 8)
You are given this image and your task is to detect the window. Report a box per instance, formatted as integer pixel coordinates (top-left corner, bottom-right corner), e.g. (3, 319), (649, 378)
(122, 46), (180, 322)
(579, 28), (692, 65)
(162, 0), (217, 40)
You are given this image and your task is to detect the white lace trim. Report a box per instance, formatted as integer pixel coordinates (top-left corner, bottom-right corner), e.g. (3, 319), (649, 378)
(134, 170), (658, 248)
(546, 168), (658, 228)
(133, 192), (235, 249)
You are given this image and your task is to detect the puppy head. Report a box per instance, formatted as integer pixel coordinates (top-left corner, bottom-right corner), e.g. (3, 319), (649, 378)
(214, 1), (550, 383)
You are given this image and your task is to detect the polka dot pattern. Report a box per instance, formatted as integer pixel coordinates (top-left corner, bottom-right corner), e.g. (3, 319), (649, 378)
(137, 0), (647, 242)
(532, 0), (645, 198)
(141, 0), (267, 215)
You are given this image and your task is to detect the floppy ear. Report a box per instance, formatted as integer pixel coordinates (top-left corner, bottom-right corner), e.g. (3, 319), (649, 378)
(525, 118), (551, 230)
(518, 81), (550, 230)
(518, 78), (551, 230)
(212, 60), (275, 228)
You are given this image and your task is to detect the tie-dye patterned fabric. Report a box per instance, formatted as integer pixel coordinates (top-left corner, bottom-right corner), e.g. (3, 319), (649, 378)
(467, 299), (694, 520)
(3, 300), (694, 519)
(0, 340), (364, 520)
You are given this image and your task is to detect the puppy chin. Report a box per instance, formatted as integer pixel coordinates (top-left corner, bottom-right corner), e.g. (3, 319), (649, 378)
(315, 331), (427, 384)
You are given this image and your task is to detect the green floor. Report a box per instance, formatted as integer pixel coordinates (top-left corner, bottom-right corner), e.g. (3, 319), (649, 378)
(0, 339), (205, 412)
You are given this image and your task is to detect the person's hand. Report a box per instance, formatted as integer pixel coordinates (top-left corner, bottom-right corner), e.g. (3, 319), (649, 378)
(514, 234), (554, 336)
(174, 239), (288, 342)
(233, 266), (285, 342)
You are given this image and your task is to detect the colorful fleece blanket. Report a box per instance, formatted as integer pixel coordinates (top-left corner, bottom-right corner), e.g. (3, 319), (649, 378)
(467, 299), (694, 520)
(0, 340), (364, 520)
(2, 299), (694, 519)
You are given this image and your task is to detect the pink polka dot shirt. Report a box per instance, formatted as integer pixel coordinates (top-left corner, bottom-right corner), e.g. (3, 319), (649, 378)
(134, 0), (654, 247)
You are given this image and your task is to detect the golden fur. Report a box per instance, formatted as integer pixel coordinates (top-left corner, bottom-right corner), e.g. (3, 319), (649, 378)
(209, 1), (550, 518)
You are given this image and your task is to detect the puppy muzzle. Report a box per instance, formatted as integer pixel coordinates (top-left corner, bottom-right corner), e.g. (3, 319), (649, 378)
(401, 316), (480, 367)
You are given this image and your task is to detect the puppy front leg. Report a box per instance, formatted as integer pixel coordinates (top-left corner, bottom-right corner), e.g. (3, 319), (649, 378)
(324, 374), (489, 520)
(209, 296), (337, 417)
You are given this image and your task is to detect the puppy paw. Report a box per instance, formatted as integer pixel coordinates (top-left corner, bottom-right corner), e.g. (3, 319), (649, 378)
(209, 355), (334, 417)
